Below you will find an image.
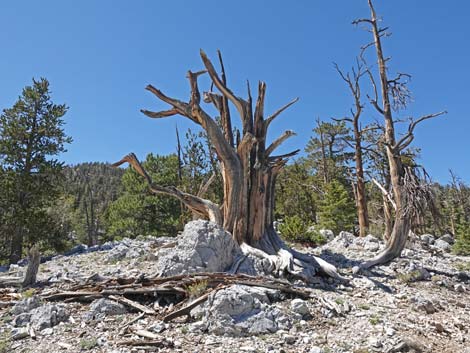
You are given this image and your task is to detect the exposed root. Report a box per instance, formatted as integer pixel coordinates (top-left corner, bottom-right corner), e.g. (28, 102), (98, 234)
(239, 230), (348, 283)
(360, 217), (410, 270)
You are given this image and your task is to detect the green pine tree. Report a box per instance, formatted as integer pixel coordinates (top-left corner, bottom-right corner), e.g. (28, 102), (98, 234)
(453, 219), (470, 255)
(105, 153), (182, 239)
(318, 180), (356, 234)
(0, 78), (72, 264)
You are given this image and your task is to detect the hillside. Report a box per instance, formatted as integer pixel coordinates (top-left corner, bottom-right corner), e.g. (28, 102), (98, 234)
(1, 224), (469, 353)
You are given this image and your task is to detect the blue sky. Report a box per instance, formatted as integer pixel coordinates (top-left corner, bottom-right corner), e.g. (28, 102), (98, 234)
(0, 1), (468, 183)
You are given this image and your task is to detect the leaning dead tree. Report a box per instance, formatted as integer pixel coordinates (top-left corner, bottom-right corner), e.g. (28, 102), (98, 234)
(114, 50), (341, 281)
(355, 0), (446, 268)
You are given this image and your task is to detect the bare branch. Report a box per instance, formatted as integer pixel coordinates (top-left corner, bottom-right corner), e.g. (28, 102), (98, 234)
(360, 123), (382, 134)
(264, 97), (299, 130)
(352, 18), (373, 25)
(268, 149), (301, 161)
(266, 130), (297, 156)
(145, 85), (190, 115)
(112, 153), (222, 225)
(112, 153), (152, 184)
(143, 85), (198, 124)
(394, 111), (447, 151)
(254, 81), (267, 137)
(200, 49), (251, 133)
(371, 177), (397, 211)
(187, 70), (207, 106)
(141, 108), (179, 119)
(197, 172), (217, 197)
(332, 117), (353, 123)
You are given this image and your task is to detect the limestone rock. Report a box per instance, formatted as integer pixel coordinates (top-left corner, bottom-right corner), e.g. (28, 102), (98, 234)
(319, 229), (335, 241)
(85, 298), (127, 321)
(13, 304), (70, 331)
(106, 244), (129, 263)
(330, 231), (356, 248)
(290, 298), (310, 316)
(439, 234), (454, 245)
(420, 234), (435, 245)
(10, 296), (42, 316)
(190, 284), (290, 336)
(434, 239), (452, 252)
(154, 220), (240, 276)
(11, 327), (29, 340)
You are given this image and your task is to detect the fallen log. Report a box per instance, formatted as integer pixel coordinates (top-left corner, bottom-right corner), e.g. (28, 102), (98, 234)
(163, 289), (216, 322)
(108, 295), (156, 315)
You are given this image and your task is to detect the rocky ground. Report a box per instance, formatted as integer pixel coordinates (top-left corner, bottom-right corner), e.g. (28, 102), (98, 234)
(1, 221), (469, 353)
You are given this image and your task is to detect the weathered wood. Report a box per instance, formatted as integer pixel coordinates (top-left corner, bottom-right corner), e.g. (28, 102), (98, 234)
(108, 295), (156, 315)
(22, 245), (40, 287)
(132, 329), (160, 340)
(163, 290), (214, 322)
(117, 339), (173, 348)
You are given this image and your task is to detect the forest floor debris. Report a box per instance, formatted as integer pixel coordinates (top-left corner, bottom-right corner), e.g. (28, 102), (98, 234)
(0, 226), (469, 353)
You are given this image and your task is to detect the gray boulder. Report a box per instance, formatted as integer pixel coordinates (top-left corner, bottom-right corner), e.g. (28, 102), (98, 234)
(364, 242), (380, 252)
(290, 298), (310, 316)
(411, 297), (437, 314)
(125, 247), (145, 259)
(434, 239), (452, 252)
(13, 304), (69, 331)
(10, 296), (41, 316)
(154, 220), (240, 276)
(364, 234), (379, 243)
(64, 244), (88, 256)
(439, 234), (454, 245)
(29, 304), (70, 331)
(106, 244), (129, 263)
(420, 234), (435, 245)
(191, 285), (290, 336)
(88, 298), (127, 317)
(12, 313), (32, 327)
(11, 327), (29, 340)
(319, 229), (335, 241)
(362, 235), (381, 252)
(406, 263), (431, 281)
(330, 231), (356, 248)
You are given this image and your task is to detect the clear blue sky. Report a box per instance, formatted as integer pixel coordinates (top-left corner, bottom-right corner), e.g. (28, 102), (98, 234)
(0, 1), (468, 183)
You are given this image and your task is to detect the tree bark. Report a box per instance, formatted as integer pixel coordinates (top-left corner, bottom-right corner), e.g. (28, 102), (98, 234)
(383, 195), (393, 241)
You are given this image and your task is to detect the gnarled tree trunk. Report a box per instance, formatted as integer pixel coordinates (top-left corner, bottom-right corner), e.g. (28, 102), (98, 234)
(114, 50), (342, 281)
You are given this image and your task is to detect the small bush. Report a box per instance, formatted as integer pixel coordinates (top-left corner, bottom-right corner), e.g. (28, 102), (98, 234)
(21, 288), (36, 298)
(0, 333), (11, 353)
(278, 215), (326, 245)
(187, 280), (208, 298)
(453, 222), (470, 255)
(369, 314), (380, 325)
(334, 297), (345, 305)
(80, 338), (98, 350)
(397, 270), (422, 284)
(455, 262), (470, 272)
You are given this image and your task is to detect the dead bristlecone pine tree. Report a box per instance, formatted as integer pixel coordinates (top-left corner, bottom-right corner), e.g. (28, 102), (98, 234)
(113, 50), (342, 282)
(22, 245), (40, 287)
